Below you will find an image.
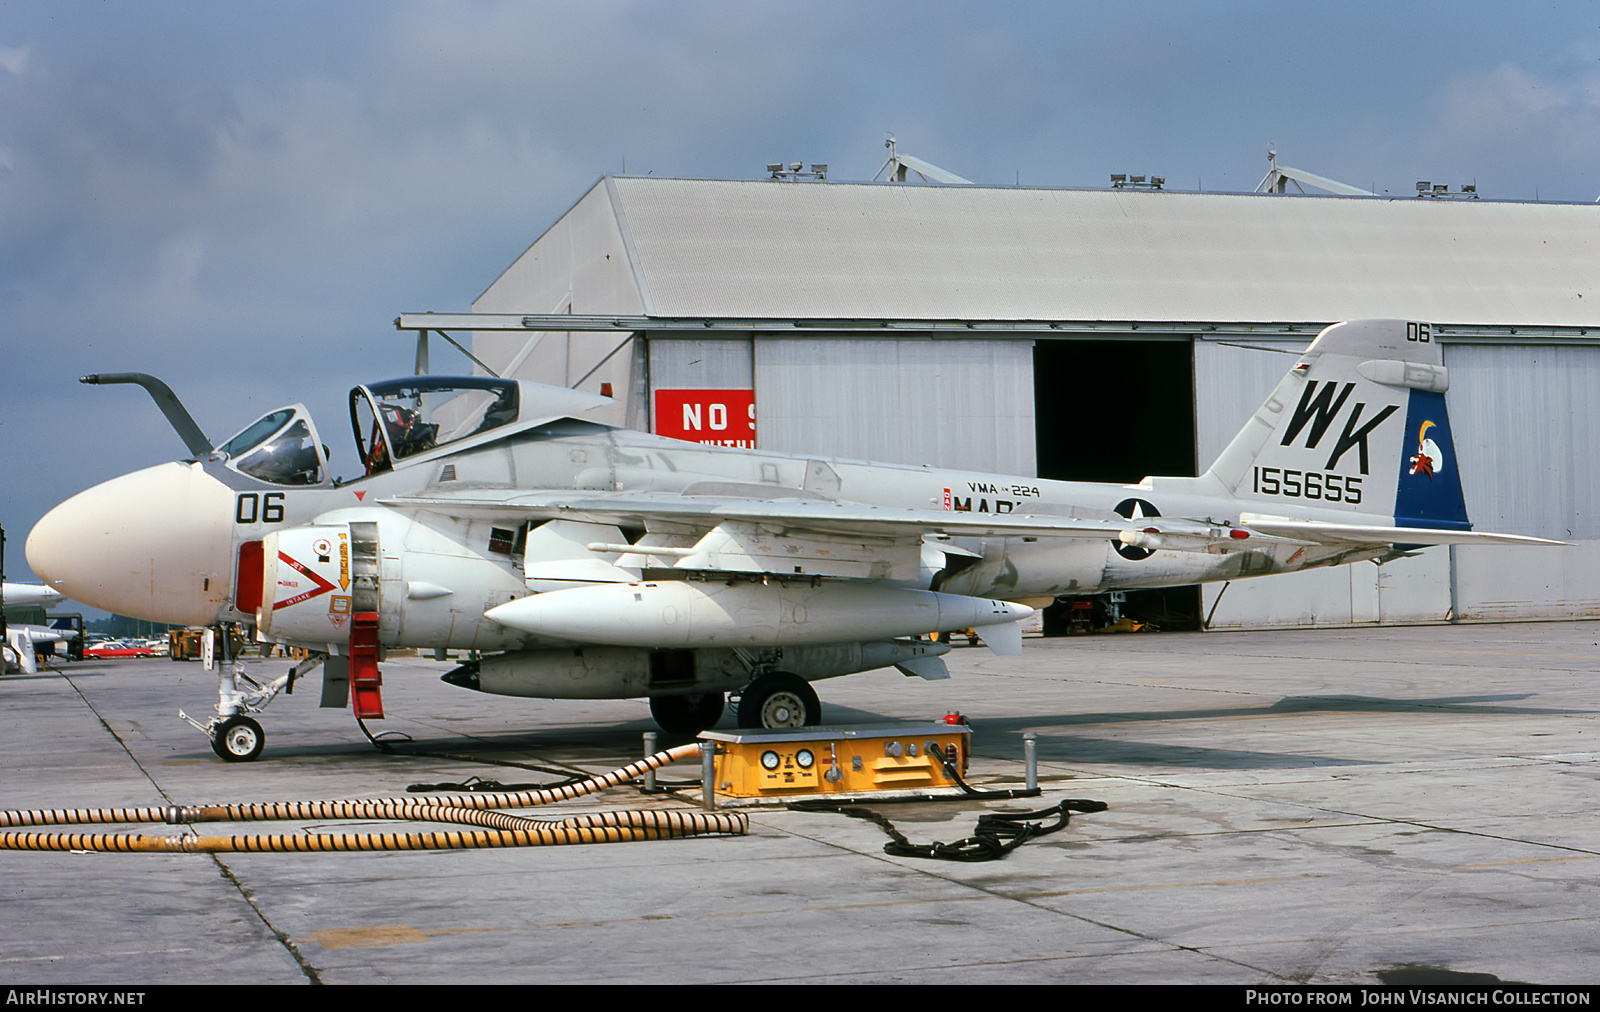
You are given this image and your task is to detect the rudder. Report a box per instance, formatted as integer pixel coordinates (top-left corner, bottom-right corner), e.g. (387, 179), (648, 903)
(1392, 388), (1469, 530)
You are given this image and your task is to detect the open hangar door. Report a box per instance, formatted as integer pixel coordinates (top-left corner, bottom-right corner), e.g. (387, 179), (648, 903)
(1033, 335), (1201, 632)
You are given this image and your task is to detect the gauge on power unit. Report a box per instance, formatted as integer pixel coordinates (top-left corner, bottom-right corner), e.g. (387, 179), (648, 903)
(795, 749), (815, 769)
(761, 750), (781, 771)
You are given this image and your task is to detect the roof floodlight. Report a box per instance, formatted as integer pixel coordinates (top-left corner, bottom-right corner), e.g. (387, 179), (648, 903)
(1433, 184), (1448, 194)
(1462, 184), (1477, 194)
(1417, 181), (1431, 193)
(1112, 173), (1168, 191)
(767, 164), (783, 173)
(789, 162), (802, 172)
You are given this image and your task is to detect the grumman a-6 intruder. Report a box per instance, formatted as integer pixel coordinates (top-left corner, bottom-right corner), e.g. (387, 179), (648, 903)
(26, 320), (1560, 760)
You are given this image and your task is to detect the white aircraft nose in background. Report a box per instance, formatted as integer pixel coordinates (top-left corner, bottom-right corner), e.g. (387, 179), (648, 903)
(26, 461), (237, 626)
(0, 582), (67, 608)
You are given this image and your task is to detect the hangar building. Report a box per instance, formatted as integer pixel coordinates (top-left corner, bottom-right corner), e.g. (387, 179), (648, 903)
(455, 175), (1599, 630)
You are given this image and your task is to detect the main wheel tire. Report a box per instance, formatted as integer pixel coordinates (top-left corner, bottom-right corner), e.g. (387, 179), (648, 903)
(737, 673), (821, 729)
(212, 715), (265, 762)
(649, 692), (726, 734)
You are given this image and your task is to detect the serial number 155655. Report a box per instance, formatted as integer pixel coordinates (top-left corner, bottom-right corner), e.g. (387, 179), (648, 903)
(1252, 466), (1363, 505)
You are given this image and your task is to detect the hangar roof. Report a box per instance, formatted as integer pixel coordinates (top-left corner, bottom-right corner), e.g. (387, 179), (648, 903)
(479, 176), (1600, 329)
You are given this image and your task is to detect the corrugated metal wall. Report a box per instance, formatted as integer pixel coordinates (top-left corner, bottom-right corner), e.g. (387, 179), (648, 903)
(647, 337), (754, 389)
(1448, 343), (1600, 541)
(750, 336), (1036, 474)
(1445, 342), (1600, 621)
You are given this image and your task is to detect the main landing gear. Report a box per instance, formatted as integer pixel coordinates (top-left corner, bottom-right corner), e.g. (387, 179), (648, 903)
(647, 672), (825, 735)
(649, 692), (727, 734)
(737, 672), (822, 729)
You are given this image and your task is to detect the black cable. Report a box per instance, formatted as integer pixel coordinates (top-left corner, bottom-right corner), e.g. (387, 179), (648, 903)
(355, 717), (597, 791)
(935, 753), (1043, 800)
(792, 798), (1107, 862)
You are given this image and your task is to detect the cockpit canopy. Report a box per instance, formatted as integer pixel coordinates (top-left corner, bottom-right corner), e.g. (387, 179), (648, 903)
(350, 377), (520, 475)
(210, 376), (603, 483)
(213, 405), (325, 486)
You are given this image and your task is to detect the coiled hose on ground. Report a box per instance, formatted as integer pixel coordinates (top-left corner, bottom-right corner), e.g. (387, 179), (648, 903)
(0, 744), (747, 854)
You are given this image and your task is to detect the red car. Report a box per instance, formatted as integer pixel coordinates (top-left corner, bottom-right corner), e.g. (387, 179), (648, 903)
(84, 640), (162, 659)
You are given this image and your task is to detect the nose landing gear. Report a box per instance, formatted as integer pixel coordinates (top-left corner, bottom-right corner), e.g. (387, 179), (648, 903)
(180, 660), (292, 762)
(179, 630), (317, 762)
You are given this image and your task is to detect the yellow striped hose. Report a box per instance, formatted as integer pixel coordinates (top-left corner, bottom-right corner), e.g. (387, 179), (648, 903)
(0, 744), (746, 853)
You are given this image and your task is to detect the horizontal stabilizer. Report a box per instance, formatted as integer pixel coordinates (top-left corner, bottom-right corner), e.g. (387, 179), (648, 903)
(1239, 515), (1570, 548)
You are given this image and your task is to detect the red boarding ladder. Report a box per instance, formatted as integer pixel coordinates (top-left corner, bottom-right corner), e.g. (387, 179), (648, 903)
(350, 612), (384, 719)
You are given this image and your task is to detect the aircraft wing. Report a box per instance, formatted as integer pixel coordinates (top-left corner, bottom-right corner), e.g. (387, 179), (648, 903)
(382, 490), (1298, 550)
(1239, 515), (1570, 548)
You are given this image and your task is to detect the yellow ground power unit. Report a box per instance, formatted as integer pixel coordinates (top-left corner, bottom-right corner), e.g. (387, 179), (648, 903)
(700, 723), (971, 801)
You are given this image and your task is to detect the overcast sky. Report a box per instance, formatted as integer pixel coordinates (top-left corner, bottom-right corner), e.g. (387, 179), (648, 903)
(4, 1), (1600, 587)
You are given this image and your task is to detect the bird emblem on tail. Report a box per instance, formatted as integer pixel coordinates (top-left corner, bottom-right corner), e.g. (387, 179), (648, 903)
(1409, 420), (1441, 480)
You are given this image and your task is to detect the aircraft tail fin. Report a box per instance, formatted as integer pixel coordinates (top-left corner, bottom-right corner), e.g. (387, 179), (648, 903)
(1203, 320), (1470, 531)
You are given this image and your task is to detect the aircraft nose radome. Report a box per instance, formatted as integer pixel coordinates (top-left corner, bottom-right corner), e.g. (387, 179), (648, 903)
(27, 462), (237, 627)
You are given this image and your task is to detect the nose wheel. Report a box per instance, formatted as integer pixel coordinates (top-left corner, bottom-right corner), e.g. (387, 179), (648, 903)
(211, 716), (266, 762)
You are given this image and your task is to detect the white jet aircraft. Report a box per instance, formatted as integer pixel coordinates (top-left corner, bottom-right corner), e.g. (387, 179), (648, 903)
(1, 583), (73, 674)
(2, 624), (76, 674)
(2, 583), (67, 609)
(25, 319), (1560, 760)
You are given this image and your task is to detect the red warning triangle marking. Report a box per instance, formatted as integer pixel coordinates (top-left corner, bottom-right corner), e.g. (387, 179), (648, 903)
(273, 552), (339, 610)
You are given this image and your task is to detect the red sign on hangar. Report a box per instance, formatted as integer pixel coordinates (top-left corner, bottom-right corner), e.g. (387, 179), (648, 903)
(654, 388), (756, 448)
